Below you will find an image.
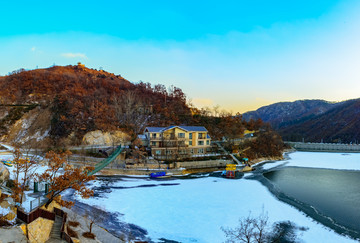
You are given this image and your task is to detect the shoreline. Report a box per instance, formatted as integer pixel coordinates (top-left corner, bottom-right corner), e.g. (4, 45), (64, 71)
(251, 153), (360, 241)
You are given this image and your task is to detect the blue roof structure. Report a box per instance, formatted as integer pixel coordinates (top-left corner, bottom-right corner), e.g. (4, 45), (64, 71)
(144, 125), (208, 133)
(144, 127), (164, 133)
(180, 126), (208, 132)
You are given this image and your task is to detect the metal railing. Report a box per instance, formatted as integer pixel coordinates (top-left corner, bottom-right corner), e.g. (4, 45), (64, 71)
(29, 196), (49, 212)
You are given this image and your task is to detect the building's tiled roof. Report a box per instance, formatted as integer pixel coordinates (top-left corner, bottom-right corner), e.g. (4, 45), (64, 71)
(180, 126), (208, 132)
(144, 127), (164, 133)
(145, 126), (208, 133)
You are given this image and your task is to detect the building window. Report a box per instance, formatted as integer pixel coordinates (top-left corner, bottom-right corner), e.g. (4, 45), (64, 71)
(189, 141), (192, 146)
(178, 133), (185, 138)
(152, 133), (157, 138)
(155, 150), (161, 155)
(190, 149), (194, 154)
(198, 141), (204, 146)
(206, 140), (210, 145)
(198, 148), (204, 154)
(151, 141), (156, 146)
(189, 133), (192, 139)
(198, 133), (205, 139)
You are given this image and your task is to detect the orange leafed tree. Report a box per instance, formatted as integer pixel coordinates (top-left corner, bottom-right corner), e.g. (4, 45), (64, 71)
(11, 149), (39, 204)
(38, 151), (96, 208)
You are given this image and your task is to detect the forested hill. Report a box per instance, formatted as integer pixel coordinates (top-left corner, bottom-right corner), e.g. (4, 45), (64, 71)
(0, 65), (254, 145)
(242, 99), (338, 129)
(0, 64), (285, 159)
(243, 98), (360, 143)
(279, 98), (360, 143)
(0, 64), (191, 144)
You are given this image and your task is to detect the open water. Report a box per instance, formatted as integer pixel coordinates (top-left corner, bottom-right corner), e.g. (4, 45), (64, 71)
(264, 167), (360, 239)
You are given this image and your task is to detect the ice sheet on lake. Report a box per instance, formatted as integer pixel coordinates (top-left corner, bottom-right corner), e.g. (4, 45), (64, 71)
(287, 152), (360, 171)
(78, 175), (356, 242)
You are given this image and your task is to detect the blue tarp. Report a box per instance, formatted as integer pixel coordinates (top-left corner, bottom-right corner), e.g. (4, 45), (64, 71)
(150, 171), (166, 178)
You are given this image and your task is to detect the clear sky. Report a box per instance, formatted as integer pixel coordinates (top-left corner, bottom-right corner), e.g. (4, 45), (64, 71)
(1, 0), (360, 113)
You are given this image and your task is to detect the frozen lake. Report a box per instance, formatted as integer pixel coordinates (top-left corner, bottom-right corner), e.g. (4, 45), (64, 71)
(73, 151), (360, 242)
(264, 167), (360, 239)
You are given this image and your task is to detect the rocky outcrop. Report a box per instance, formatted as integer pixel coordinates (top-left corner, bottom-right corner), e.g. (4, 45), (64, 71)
(82, 130), (131, 146)
(3, 106), (51, 148)
(25, 217), (54, 243)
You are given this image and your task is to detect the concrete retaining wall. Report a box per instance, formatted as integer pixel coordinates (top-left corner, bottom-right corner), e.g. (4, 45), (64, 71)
(175, 159), (232, 169)
(286, 142), (360, 152)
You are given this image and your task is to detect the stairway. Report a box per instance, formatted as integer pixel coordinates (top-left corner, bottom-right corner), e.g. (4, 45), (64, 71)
(46, 216), (65, 243)
(215, 142), (242, 165)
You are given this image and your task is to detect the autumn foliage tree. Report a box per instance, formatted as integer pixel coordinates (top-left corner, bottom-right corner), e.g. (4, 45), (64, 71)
(11, 149), (39, 204)
(242, 126), (285, 160)
(39, 150), (96, 208)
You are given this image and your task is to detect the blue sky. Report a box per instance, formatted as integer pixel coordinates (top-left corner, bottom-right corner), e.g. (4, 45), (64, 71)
(1, 0), (360, 112)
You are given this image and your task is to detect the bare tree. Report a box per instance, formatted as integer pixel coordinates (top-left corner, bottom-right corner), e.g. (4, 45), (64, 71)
(82, 207), (107, 239)
(213, 105), (220, 117)
(221, 210), (306, 243)
(221, 210), (269, 243)
(113, 91), (153, 136)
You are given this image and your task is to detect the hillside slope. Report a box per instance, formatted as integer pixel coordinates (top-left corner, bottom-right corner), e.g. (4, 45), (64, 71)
(242, 99), (338, 129)
(0, 64), (192, 147)
(279, 99), (360, 143)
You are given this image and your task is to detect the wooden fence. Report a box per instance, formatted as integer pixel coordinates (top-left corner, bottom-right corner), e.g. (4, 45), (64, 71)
(17, 207), (73, 243)
(17, 207), (55, 224)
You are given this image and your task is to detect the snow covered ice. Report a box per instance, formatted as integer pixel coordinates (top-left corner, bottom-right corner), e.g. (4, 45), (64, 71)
(76, 151), (360, 242)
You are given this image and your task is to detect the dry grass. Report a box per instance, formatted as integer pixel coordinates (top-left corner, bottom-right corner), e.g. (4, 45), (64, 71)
(0, 193), (8, 203)
(68, 221), (80, 227)
(66, 225), (78, 238)
(82, 232), (96, 239)
(0, 219), (12, 227)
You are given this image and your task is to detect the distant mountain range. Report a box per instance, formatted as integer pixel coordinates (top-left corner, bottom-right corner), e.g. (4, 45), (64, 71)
(242, 99), (360, 143)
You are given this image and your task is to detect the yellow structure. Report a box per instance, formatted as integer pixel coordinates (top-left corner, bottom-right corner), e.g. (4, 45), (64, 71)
(144, 126), (212, 160)
(244, 130), (255, 137)
(226, 164), (236, 171)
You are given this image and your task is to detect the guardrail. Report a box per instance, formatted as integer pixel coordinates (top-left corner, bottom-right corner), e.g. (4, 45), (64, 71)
(285, 142), (360, 152)
(54, 207), (74, 243)
(17, 207), (55, 224)
(29, 196), (49, 212)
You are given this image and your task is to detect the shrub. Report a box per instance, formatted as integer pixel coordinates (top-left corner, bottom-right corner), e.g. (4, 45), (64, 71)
(0, 193), (8, 203)
(66, 225), (78, 238)
(68, 221), (80, 227)
(82, 232), (96, 239)
(0, 219), (12, 227)
(6, 179), (15, 188)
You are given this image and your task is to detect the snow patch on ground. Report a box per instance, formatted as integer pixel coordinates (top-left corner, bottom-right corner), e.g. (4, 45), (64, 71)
(0, 206), (11, 216)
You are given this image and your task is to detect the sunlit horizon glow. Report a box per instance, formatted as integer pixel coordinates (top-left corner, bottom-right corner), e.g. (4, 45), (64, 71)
(1, 0), (360, 113)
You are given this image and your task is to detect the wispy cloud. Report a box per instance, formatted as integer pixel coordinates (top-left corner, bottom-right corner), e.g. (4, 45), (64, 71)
(61, 53), (87, 59)
(30, 47), (36, 52)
